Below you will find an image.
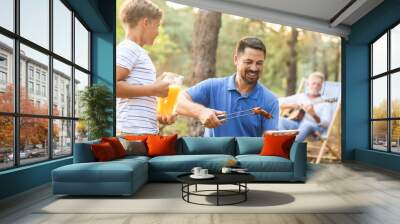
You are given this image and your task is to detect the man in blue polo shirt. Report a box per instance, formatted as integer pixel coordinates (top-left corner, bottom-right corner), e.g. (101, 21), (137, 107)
(176, 37), (279, 137)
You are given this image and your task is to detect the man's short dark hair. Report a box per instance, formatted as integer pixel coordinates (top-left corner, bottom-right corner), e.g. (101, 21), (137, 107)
(235, 37), (266, 57)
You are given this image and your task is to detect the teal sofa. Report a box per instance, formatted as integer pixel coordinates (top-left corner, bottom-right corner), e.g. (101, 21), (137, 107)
(52, 137), (307, 196)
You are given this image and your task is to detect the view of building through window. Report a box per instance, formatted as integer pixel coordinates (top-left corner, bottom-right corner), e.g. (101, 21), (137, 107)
(0, 0), (90, 170)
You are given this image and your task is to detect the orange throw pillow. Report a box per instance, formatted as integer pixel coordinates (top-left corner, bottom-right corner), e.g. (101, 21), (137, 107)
(259, 134), (296, 159)
(146, 134), (178, 157)
(123, 135), (151, 141)
(91, 142), (117, 161)
(101, 137), (126, 158)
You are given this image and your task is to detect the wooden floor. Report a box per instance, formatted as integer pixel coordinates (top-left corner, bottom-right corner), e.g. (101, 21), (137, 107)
(1, 162), (400, 224)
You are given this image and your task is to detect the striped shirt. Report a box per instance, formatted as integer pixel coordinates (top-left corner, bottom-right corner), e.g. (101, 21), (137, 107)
(116, 39), (158, 134)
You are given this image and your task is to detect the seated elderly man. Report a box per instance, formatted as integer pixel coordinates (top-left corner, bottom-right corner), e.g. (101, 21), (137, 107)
(278, 72), (334, 142)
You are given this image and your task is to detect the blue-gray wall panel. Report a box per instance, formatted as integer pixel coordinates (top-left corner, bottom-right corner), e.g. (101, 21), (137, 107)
(344, 0), (400, 171)
(0, 158), (72, 199)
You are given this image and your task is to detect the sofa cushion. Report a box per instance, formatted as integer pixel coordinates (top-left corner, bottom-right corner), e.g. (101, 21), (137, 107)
(115, 155), (150, 164)
(52, 159), (147, 183)
(148, 154), (235, 172)
(53, 163), (133, 183)
(236, 155), (293, 172)
(147, 134), (178, 157)
(235, 137), (263, 155)
(119, 138), (147, 156)
(177, 137), (235, 155)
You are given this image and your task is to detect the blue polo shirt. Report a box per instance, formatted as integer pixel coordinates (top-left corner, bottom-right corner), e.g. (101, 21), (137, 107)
(187, 74), (279, 137)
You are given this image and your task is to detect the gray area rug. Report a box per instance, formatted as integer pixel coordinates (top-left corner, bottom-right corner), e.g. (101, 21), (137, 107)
(38, 183), (362, 214)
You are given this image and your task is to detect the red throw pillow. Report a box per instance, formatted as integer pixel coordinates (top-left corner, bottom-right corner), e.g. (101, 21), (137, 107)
(101, 137), (126, 158)
(146, 134), (178, 157)
(91, 142), (117, 161)
(259, 134), (296, 159)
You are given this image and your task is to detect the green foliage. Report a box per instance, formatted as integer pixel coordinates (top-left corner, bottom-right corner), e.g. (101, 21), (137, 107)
(372, 99), (400, 139)
(116, 0), (194, 78)
(216, 15), (250, 77)
(373, 99), (388, 119)
(262, 25), (291, 96)
(79, 84), (113, 140)
(160, 117), (190, 136)
(145, 28), (180, 71)
(116, 0), (125, 43)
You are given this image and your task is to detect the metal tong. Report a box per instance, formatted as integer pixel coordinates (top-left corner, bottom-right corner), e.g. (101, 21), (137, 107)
(217, 108), (255, 121)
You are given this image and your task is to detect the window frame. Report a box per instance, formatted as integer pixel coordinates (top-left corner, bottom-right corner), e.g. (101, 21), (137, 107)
(0, 71), (7, 85)
(0, 0), (92, 171)
(0, 53), (7, 87)
(370, 21), (400, 154)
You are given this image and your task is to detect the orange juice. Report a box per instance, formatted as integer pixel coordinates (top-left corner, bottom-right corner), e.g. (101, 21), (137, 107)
(157, 85), (181, 116)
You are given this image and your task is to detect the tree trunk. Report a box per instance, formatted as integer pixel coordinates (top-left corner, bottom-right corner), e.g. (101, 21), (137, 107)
(286, 27), (298, 96)
(311, 33), (318, 71)
(188, 10), (222, 136)
(322, 48), (329, 80)
(334, 45), (340, 81)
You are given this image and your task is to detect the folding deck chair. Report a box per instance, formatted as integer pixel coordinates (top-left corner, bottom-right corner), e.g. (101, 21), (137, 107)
(306, 80), (341, 163)
(283, 78), (342, 164)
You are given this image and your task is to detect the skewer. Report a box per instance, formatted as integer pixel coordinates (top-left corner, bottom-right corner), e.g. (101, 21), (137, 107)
(219, 112), (254, 120)
(217, 107), (272, 121)
(224, 108), (253, 117)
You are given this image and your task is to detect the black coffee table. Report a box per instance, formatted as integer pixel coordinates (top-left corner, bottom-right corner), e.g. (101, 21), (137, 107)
(177, 172), (255, 206)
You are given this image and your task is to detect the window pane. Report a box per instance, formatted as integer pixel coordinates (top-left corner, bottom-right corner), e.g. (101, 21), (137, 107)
(0, 116), (14, 170)
(0, 35), (14, 112)
(53, 0), (72, 60)
(20, 117), (49, 165)
(391, 24), (400, 70)
(372, 121), (388, 151)
(372, 77), (387, 119)
(0, 0), (14, 31)
(391, 72), (400, 118)
(20, 44), (49, 115)
(53, 59), (72, 117)
(53, 119), (72, 158)
(20, 0), (49, 49)
(372, 33), (387, 76)
(74, 69), (89, 118)
(391, 120), (400, 153)
(75, 120), (88, 143)
(75, 18), (89, 70)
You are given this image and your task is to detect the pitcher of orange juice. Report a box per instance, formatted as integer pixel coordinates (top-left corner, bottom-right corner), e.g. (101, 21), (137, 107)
(157, 72), (183, 116)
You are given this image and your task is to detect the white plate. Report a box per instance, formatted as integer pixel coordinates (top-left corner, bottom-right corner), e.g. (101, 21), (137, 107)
(190, 174), (215, 179)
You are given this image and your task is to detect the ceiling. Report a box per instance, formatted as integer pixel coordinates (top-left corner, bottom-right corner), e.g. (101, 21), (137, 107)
(169, 0), (384, 37)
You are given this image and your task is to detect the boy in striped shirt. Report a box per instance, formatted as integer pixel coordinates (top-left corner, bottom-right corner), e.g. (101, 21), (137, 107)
(116, 0), (175, 135)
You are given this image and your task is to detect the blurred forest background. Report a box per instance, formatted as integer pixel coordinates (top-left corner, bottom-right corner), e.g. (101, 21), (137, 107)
(116, 0), (341, 137)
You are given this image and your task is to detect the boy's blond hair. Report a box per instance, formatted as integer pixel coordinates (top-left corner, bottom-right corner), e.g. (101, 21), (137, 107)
(119, 0), (163, 28)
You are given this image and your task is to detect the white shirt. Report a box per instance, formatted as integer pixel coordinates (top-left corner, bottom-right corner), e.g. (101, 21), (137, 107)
(279, 93), (333, 128)
(116, 39), (158, 134)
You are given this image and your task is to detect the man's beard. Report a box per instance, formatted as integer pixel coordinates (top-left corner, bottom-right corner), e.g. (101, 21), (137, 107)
(241, 70), (260, 85)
